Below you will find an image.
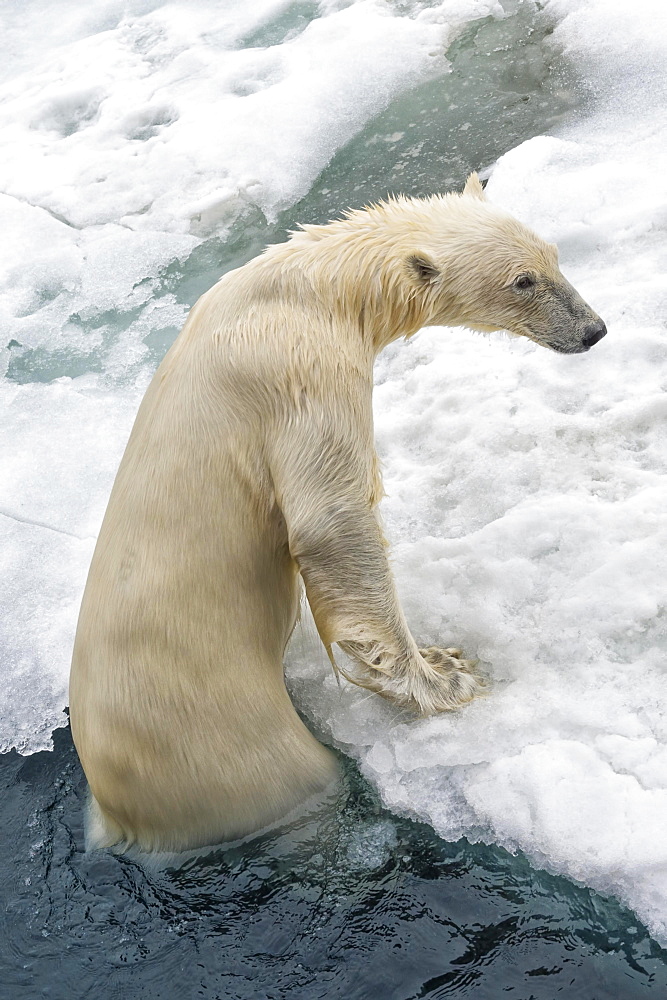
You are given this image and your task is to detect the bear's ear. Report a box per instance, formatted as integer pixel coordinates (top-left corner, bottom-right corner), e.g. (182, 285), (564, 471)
(406, 253), (441, 286)
(462, 172), (486, 200)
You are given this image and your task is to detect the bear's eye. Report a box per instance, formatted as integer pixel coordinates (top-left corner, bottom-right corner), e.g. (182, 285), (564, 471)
(513, 274), (535, 291)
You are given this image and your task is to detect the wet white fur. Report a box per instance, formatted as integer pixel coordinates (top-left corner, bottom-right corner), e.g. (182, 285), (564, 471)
(69, 175), (595, 852)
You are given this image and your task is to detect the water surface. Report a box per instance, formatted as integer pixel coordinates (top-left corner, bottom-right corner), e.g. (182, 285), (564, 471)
(2, 726), (666, 1000)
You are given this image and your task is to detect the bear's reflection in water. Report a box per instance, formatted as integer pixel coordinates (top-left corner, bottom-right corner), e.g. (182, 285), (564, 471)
(1, 724), (665, 1000)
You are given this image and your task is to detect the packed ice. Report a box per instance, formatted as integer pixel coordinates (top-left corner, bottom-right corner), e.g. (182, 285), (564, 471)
(1, 0), (667, 944)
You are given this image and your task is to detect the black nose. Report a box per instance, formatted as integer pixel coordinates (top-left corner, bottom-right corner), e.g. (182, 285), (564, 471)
(581, 320), (607, 349)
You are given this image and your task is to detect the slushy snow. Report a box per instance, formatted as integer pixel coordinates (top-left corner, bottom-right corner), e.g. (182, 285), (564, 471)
(1, 0), (667, 946)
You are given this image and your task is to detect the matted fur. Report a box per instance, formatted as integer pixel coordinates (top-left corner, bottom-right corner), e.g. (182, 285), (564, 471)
(69, 175), (604, 852)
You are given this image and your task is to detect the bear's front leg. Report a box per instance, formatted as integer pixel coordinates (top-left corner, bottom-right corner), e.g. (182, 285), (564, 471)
(271, 413), (484, 717)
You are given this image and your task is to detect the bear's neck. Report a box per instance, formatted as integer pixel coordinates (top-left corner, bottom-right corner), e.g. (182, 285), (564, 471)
(261, 208), (466, 356)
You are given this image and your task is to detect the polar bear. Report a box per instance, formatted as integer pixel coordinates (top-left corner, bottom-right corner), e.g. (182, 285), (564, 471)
(69, 175), (606, 853)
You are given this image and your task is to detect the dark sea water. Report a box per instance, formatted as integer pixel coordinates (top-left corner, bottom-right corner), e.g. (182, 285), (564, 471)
(2, 724), (667, 1000)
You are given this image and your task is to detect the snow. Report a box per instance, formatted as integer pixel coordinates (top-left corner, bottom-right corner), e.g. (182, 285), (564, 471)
(2, 0), (667, 945)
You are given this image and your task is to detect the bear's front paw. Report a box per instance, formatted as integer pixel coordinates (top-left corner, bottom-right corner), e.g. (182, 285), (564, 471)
(338, 641), (485, 717)
(409, 646), (485, 715)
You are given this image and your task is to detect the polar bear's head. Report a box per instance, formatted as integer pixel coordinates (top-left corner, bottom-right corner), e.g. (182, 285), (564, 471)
(405, 174), (606, 355)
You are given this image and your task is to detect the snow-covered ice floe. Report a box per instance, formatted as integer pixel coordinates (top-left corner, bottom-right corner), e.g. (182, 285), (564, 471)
(1, 0), (667, 943)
